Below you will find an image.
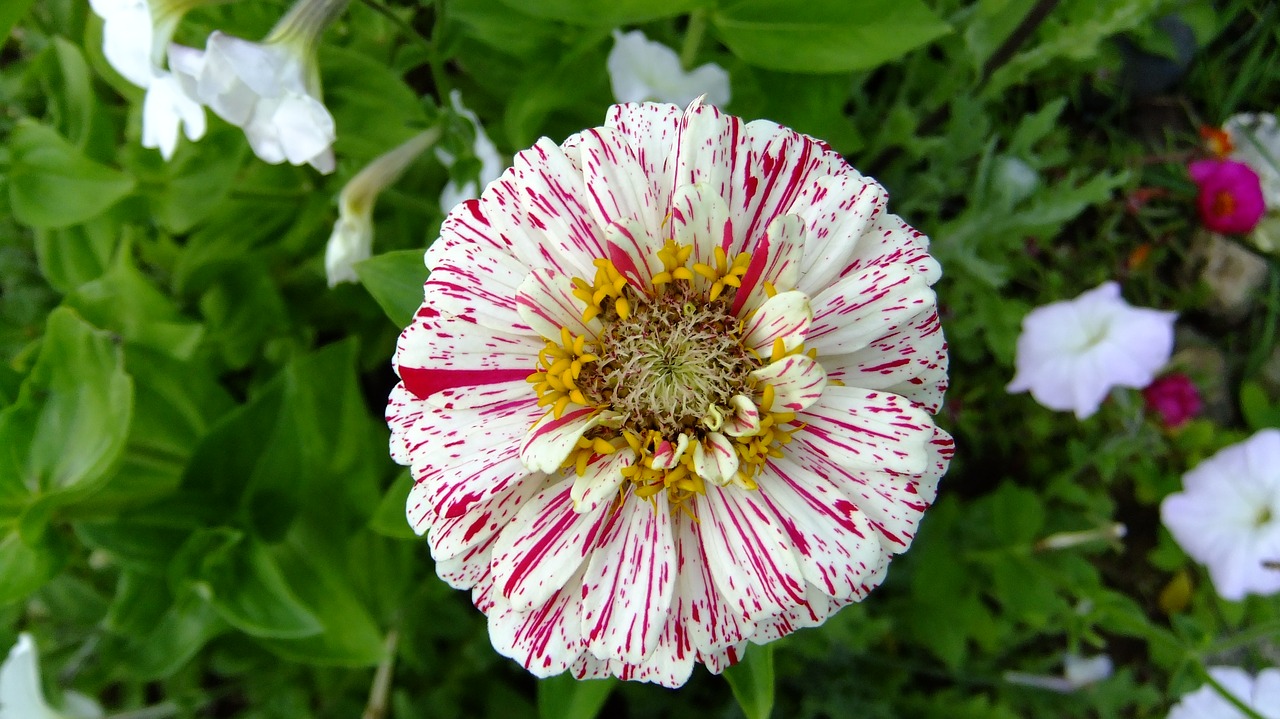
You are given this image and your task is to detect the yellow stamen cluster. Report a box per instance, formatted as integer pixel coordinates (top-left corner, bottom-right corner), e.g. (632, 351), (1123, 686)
(526, 327), (598, 419)
(692, 245), (752, 301)
(524, 240), (811, 510)
(572, 258), (632, 323)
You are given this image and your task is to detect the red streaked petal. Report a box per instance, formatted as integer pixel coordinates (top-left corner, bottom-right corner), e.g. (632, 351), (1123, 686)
(488, 567), (588, 677)
(794, 385), (932, 476)
(821, 308), (949, 413)
(751, 354), (827, 413)
(742, 290), (812, 356)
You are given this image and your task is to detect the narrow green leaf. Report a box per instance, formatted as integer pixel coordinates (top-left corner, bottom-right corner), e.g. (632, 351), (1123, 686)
(723, 644), (775, 719)
(712, 0), (950, 73)
(8, 120), (135, 229)
(355, 249), (429, 328)
(49, 37), (95, 147)
(0, 307), (133, 509)
(370, 470), (417, 540)
(537, 673), (616, 719)
(33, 216), (120, 293)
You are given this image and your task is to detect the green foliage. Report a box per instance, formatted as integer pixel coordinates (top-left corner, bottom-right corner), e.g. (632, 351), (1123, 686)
(3, 1), (1279, 718)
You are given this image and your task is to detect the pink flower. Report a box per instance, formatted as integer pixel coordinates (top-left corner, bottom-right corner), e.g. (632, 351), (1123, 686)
(386, 101), (953, 686)
(1189, 159), (1266, 235)
(1143, 373), (1201, 429)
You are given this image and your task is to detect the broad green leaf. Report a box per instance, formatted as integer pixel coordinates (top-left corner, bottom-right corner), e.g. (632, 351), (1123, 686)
(496, 0), (703, 25)
(33, 215), (120, 293)
(0, 308), (133, 510)
(105, 570), (175, 636)
(449, 0), (562, 56)
(114, 589), (227, 679)
(723, 643), (775, 719)
(537, 674), (616, 719)
(67, 247), (204, 361)
(1240, 380), (1280, 431)
(177, 529), (323, 640)
(0, 0), (37, 46)
(151, 126), (248, 234)
(8, 119), (135, 229)
(258, 539), (386, 666)
(988, 482), (1045, 546)
(322, 45), (431, 161)
(712, 0), (950, 73)
(355, 249), (428, 328)
(0, 527), (65, 605)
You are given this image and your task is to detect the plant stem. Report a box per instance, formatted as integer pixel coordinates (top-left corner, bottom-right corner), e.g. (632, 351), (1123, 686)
(1199, 663), (1269, 719)
(680, 9), (708, 71)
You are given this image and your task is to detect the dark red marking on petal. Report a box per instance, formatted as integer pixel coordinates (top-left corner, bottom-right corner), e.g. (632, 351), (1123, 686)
(400, 367), (530, 400)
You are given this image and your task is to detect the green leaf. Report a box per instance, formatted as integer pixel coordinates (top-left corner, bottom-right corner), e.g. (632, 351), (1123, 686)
(988, 482), (1046, 546)
(8, 119), (136, 229)
(0, 527), (65, 605)
(176, 529), (323, 640)
(151, 126), (248, 234)
(47, 37), (96, 148)
(370, 470), (416, 540)
(723, 644), (775, 719)
(33, 216), (120, 293)
(1240, 380), (1280, 431)
(537, 674), (616, 719)
(356, 249), (429, 328)
(496, 0), (703, 25)
(257, 539), (386, 666)
(0, 307), (133, 511)
(712, 0), (950, 73)
(113, 589), (227, 679)
(66, 247), (204, 361)
(0, 0), (37, 46)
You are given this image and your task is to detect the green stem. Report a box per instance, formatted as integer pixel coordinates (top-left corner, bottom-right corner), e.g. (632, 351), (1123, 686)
(680, 9), (708, 71)
(357, 0), (434, 54)
(1203, 618), (1280, 656)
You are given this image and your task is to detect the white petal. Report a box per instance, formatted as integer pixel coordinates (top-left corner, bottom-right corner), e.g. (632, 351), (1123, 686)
(324, 214), (372, 287)
(519, 407), (606, 474)
(751, 354), (827, 414)
(693, 432), (739, 486)
(0, 634), (62, 719)
(743, 290), (812, 356)
(488, 567), (588, 677)
(723, 394), (760, 437)
(570, 449), (633, 514)
(489, 478), (613, 609)
(580, 497), (676, 663)
(516, 268), (600, 340)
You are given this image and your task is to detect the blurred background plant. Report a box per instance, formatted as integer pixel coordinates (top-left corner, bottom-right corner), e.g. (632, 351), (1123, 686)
(2, 0), (1279, 717)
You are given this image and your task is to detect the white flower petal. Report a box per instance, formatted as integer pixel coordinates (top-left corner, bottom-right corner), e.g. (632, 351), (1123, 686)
(693, 432), (739, 486)
(607, 30), (728, 107)
(488, 567), (588, 677)
(570, 449), (633, 514)
(743, 290), (812, 356)
(0, 634), (63, 719)
(751, 354), (827, 414)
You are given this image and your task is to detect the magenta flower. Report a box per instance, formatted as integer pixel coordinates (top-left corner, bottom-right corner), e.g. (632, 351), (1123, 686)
(1142, 373), (1201, 429)
(386, 101), (953, 686)
(1189, 159), (1266, 235)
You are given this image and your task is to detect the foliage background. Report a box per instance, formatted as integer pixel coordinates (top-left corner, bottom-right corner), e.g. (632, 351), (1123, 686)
(2, 0), (1279, 717)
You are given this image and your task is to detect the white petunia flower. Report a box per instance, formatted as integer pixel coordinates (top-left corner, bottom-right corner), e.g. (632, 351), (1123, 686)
(1004, 653), (1114, 693)
(1007, 281), (1176, 419)
(1167, 666), (1280, 719)
(387, 100), (952, 687)
(434, 91), (505, 212)
(1225, 113), (1280, 211)
(89, 0), (209, 160)
(1161, 429), (1280, 601)
(325, 128), (442, 286)
(0, 634), (101, 719)
(194, 0), (348, 173)
(607, 30), (730, 107)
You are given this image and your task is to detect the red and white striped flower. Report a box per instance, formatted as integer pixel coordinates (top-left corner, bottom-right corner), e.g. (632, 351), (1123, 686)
(387, 101), (953, 687)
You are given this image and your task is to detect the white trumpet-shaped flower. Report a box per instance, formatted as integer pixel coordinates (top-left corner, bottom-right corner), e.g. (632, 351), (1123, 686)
(1007, 282), (1176, 419)
(434, 91), (505, 212)
(607, 29), (731, 107)
(325, 128), (442, 286)
(89, 0), (210, 160)
(193, 0), (349, 173)
(0, 634), (102, 719)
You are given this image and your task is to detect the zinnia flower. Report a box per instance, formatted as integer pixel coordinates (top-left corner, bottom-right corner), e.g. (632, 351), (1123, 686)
(1007, 281), (1176, 419)
(1189, 159), (1266, 235)
(1161, 429), (1280, 601)
(387, 101), (952, 686)
(1143, 373), (1201, 429)
(194, 0), (348, 173)
(1166, 666), (1280, 719)
(325, 128), (442, 286)
(607, 30), (731, 107)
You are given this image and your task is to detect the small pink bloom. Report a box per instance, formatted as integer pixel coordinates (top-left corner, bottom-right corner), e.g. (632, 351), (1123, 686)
(1142, 373), (1201, 429)
(1189, 159), (1266, 234)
